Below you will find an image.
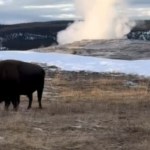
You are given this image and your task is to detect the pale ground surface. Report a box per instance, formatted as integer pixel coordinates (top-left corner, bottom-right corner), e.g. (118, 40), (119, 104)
(37, 39), (150, 60)
(0, 39), (150, 149)
(0, 71), (150, 150)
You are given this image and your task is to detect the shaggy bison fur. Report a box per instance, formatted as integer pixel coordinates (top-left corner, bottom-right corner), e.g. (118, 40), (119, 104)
(0, 60), (45, 110)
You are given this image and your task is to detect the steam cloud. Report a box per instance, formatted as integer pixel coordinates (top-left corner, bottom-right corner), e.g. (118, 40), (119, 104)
(57, 0), (135, 45)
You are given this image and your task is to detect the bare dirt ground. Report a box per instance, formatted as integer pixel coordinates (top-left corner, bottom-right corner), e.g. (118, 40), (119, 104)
(0, 71), (150, 150)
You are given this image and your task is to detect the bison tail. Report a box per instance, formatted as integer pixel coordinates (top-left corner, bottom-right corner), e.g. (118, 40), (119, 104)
(37, 88), (43, 109)
(37, 73), (45, 109)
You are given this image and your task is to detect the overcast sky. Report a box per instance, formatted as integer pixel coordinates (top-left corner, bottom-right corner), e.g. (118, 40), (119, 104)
(0, 0), (149, 24)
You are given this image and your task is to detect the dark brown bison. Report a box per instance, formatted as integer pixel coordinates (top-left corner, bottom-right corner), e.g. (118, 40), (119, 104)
(0, 60), (45, 110)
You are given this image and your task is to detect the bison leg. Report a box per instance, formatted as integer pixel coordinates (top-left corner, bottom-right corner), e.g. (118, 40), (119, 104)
(37, 89), (43, 109)
(27, 94), (33, 109)
(17, 96), (20, 105)
(12, 96), (19, 111)
(5, 100), (11, 111)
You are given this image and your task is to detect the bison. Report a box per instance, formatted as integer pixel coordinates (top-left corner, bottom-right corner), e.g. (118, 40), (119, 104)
(0, 60), (45, 110)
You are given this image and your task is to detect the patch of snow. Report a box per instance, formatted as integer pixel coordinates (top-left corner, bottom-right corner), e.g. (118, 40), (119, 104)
(0, 51), (150, 77)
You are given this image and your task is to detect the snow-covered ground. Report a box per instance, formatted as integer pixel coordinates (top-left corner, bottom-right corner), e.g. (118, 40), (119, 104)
(0, 51), (150, 77)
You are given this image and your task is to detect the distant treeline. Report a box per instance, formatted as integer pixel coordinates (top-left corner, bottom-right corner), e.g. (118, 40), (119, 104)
(0, 20), (149, 50)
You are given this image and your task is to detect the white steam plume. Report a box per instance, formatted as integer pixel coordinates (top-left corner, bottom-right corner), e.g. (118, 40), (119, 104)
(57, 0), (135, 45)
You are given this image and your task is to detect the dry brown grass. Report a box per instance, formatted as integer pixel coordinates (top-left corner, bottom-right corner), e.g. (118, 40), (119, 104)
(0, 71), (150, 150)
(50, 72), (149, 103)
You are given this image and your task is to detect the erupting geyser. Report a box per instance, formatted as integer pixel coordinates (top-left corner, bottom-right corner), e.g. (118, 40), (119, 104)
(57, 0), (135, 44)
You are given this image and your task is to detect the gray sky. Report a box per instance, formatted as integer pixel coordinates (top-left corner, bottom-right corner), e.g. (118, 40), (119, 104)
(0, 0), (149, 24)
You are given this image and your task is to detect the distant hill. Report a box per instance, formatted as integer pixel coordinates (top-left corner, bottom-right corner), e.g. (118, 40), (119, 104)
(0, 20), (149, 50)
(0, 20), (73, 50)
(131, 20), (150, 32)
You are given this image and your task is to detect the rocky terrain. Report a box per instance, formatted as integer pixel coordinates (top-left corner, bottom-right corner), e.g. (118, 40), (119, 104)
(33, 39), (150, 60)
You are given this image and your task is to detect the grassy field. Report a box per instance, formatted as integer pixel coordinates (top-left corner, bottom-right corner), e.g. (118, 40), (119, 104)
(0, 71), (150, 150)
